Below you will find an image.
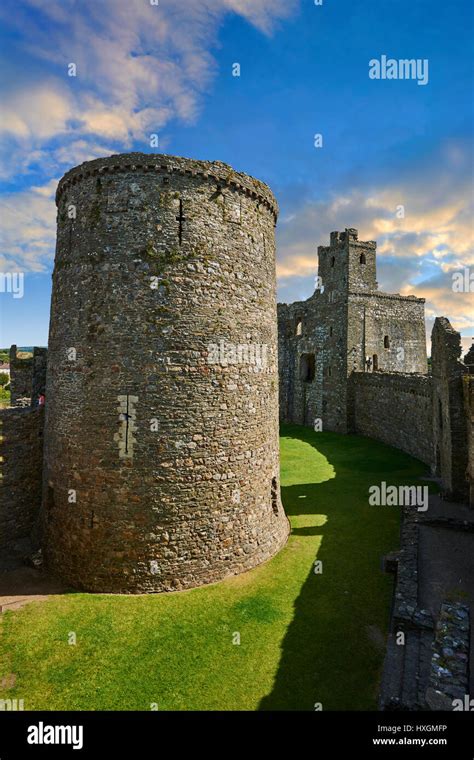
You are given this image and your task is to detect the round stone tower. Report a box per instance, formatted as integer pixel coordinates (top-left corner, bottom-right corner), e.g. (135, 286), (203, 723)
(42, 153), (289, 593)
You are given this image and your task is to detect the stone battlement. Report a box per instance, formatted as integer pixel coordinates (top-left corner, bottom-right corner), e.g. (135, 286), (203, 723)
(327, 228), (376, 247)
(55, 152), (279, 221)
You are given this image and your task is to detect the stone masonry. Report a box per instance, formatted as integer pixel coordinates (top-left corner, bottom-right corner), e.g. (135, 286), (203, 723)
(278, 229), (427, 434)
(9, 345), (47, 405)
(279, 229), (472, 502)
(42, 152), (289, 593)
(348, 371), (433, 466)
(0, 406), (44, 549)
(431, 317), (470, 503)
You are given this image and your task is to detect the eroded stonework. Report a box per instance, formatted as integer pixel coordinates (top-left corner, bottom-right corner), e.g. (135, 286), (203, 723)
(42, 152), (289, 593)
(278, 229), (427, 433)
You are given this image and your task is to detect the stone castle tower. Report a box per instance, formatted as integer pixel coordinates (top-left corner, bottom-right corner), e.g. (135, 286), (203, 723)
(278, 228), (428, 432)
(42, 153), (289, 593)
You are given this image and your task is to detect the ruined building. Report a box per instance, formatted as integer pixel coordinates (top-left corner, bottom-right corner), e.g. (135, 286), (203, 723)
(0, 348), (46, 552)
(41, 153), (289, 593)
(1, 164), (472, 597)
(278, 228), (473, 504)
(278, 228), (427, 432)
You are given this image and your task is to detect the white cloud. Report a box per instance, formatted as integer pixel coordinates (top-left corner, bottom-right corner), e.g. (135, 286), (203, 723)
(0, 180), (58, 272)
(0, 0), (298, 272)
(276, 160), (474, 338)
(0, 0), (297, 178)
(0, 83), (73, 140)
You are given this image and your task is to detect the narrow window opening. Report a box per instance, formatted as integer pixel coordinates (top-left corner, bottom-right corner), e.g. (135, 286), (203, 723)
(295, 319), (303, 336)
(300, 353), (316, 383)
(372, 354), (378, 371)
(271, 477), (278, 515)
(384, 335), (390, 349)
(331, 256), (335, 267)
(438, 398), (443, 430)
(360, 253), (366, 264)
(175, 199), (186, 245)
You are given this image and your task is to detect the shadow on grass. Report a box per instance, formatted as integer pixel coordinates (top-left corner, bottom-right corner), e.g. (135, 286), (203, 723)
(259, 423), (431, 711)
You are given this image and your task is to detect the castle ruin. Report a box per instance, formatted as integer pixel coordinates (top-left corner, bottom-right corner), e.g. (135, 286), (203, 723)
(278, 228), (473, 504)
(0, 161), (472, 598)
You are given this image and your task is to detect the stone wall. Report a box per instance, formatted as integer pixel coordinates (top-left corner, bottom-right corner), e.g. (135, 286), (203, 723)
(31, 347), (47, 402)
(42, 152), (289, 593)
(9, 345), (47, 405)
(431, 318), (470, 502)
(463, 375), (474, 508)
(0, 406), (44, 548)
(9, 345), (33, 403)
(278, 294), (342, 431)
(426, 602), (470, 710)
(278, 229), (428, 435)
(348, 371), (433, 466)
(347, 292), (427, 375)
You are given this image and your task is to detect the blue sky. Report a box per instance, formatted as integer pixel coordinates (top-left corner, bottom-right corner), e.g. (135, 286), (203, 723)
(0, 0), (472, 351)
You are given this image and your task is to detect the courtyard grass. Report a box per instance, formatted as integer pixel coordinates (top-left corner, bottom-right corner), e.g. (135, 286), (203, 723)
(0, 426), (432, 711)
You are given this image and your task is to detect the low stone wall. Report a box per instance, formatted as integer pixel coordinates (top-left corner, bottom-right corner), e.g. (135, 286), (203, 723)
(9, 345), (47, 406)
(0, 406), (44, 548)
(9, 348), (34, 405)
(426, 602), (470, 710)
(463, 375), (474, 507)
(349, 371), (433, 466)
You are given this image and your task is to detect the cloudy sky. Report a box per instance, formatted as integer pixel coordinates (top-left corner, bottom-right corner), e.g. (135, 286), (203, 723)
(0, 0), (472, 352)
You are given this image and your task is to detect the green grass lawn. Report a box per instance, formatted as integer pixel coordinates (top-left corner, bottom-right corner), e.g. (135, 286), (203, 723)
(0, 425), (430, 711)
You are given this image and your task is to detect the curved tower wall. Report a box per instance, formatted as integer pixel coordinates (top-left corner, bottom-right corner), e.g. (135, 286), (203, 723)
(42, 153), (288, 592)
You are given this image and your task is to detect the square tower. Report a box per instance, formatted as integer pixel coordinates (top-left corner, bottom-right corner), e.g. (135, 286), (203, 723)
(317, 228), (377, 295)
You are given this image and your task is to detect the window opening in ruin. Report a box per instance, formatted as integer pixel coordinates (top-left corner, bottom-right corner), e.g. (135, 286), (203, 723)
(118, 394), (134, 456)
(331, 256), (335, 267)
(360, 253), (366, 264)
(89, 511), (98, 529)
(296, 319), (303, 336)
(384, 335), (390, 348)
(175, 199), (186, 245)
(329, 326), (333, 337)
(271, 477), (278, 515)
(372, 354), (378, 371)
(124, 394), (132, 455)
(438, 398), (443, 429)
(300, 353), (316, 383)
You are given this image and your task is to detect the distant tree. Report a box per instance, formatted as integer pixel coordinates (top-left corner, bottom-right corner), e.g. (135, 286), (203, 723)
(0, 372), (9, 386)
